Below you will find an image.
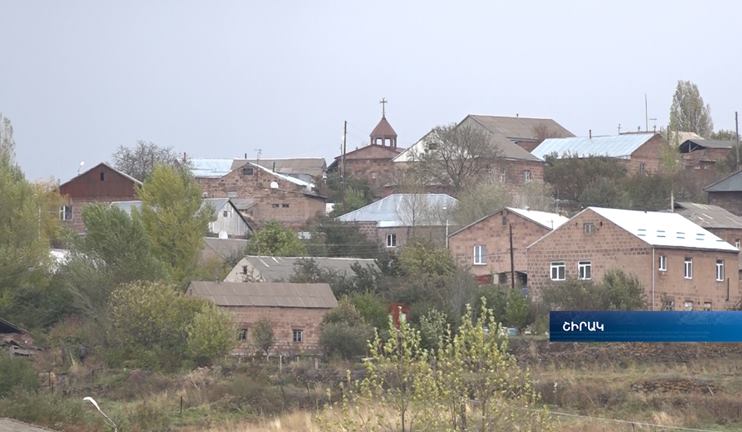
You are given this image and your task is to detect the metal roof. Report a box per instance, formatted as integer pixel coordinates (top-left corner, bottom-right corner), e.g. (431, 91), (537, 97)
(190, 158), (234, 178)
(532, 133), (656, 159)
(468, 115), (574, 141)
(187, 281), (338, 309)
(674, 202), (742, 230)
(679, 139), (735, 152)
(588, 207), (737, 252)
(228, 256), (379, 282)
(203, 237), (249, 259)
(231, 158), (326, 178)
(111, 197), (235, 219)
(336, 193), (458, 227)
(507, 208), (569, 230)
(704, 169), (742, 192)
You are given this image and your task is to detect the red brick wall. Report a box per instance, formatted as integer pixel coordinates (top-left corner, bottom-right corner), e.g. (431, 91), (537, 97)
(708, 192), (742, 217)
(527, 209), (740, 310)
(627, 135), (670, 175)
(59, 164), (139, 199)
(448, 210), (551, 279)
(334, 145), (401, 195)
(682, 148), (732, 169)
(225, 306), (332, 355)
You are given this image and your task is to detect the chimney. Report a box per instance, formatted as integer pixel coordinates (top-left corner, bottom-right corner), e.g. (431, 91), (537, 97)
(244, 153), (247, 159)
(589, 129), (592, 139)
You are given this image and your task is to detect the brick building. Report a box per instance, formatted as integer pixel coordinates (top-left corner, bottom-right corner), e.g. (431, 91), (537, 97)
(532, 133), (669, 175)
(187, 281), (337, 355)
(705, 169), (742, 216)
(679, 138), (734, 170)
(448, 208), (568, 285)
(393, 115), (572, 193)
(58, 162), (141, 234)
(674, 202), (742, 276)
(336, 193), (458, 249)
(191, 159), (326, 229)
(527, 207), (740, 311)
(224, 256), (378, 283)
(328, 111), (402, 195)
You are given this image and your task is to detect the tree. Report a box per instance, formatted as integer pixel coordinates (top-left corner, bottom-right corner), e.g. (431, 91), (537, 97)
(0, 113), (14, 160)
(399, 242), (456, 277)
(411, 123), (500, 193)
(544, 155), (627, 206)
(541, 269), (646, 311)
(137, 165), (213, 284)
(187, 304), (235, 366)
(247, 221), (306, 256)
(669, 80), (713, 138)
(252, 318), (274, 356)
(112, 140), (180, 181)
(304, 216), (381, 258)
(330, 187), (372, 217)
(319, 299), (373, 359)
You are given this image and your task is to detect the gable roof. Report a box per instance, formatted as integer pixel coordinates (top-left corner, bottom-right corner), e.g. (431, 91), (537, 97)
(532, 133), (657, 160)
(231, 256), (379, 281)
(231, 158), (327, 178)
(467, 115), (574, 141)
(674, 202), (742, 230)
(704, 169), (742, 192)
(449, 207), (567, 238)
(587, 207), (736, 252)
(0, 317), (23, 334)
(59, 162), (142, 188)
(190, 159), (234, 178)
(187, 281), (338, 308)
(336, 193), (458, 227)
(679, 139), (735, 152)
(202, 237), (249, 259)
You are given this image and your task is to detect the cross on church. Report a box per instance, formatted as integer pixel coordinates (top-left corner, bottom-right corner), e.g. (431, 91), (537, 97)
(379, 97), (388, 117)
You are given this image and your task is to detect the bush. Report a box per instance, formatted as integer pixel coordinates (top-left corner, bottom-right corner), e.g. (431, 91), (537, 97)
(0, 391), (101, 429)
(0, 353), (38, 397)
(319, 300), (373, 359)
(252, 318), (274, 356)
(187, 304), (235, 366)
(541, 269), (646, 311)
(349, 292), (388, 330)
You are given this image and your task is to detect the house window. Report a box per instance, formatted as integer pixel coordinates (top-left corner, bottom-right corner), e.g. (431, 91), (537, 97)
(683, 257), (693, 279)
(242, 167), (254, 176)
(577, 261), (592, 280)
(583, 223), (595, 234)
(242, 265), (248, 275)
(716, 259), (725, 281)
(272, 203), (280, 208)
(292, 329), (304, 343)
(100, 171), (105, 181)
(426, 142), (439, 151)
(658, 255), (667, 272)
(703, 302), (712, 311)
(661, 297), (675, 311)
(683, 301), (694, 311)
(736, 239), (741, 249)
(550, 262), (566, 281)
(639, 162), (646, 175)
(238, 328), (247, 341)
(281, 203), (290, 208)
(59, 205), (72, 221)
(223, 210), (230, 217)
(386, 233), (397, 248)
(523, 170), (532, 183)
(473, 245), (487, 265)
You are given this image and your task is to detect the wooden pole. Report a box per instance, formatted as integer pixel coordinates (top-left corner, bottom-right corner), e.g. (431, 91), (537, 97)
(509, 224), (515, 290)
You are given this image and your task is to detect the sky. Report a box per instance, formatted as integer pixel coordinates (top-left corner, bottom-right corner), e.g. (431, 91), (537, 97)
(2, 0), (741, 182)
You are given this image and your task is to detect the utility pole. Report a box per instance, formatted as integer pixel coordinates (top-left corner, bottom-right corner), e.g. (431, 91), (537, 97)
(644, 94), (649, 132)
(341, 121), (347, 191)
(509, 224), (515, 290)
(736, 111), (740, 169)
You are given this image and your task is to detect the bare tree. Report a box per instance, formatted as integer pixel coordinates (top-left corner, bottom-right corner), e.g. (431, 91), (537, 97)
(112, 140), (180, 181)
(411, 123), (500, 194)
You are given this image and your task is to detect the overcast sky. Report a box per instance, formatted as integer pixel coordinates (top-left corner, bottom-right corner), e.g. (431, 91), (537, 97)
(2, 0), (741, 181)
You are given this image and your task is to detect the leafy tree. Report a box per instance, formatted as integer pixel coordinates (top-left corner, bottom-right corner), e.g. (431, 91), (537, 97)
(601, 269), (646, 310)
(112, 140), (180, 181)
(290, 258), (381, 297)
(669, 80), (713, 138)
(544, 155), (627, 205)
(187, 304), (235, 366)
(252, 318), (274, 356)
(399, 242), (456, 277)
(419, 308), (447, 350)
(623, 174), (672, 210)
(324, 172), (374, 204)
(410, 123), (501, 194)
(710, 129), (738, 141)
(0, 113), (14, 160)
(247, 221), (306, 256)
(319, 299), (373, 359)
(304, 216), (381, 258)
(453, 180), (511, 226)
(541, 269), (646, 311)
(330, 187), (372, 217)
(137, 165), (213, 284)
(349, 291), (389, 330)
(504, 288), (530, 330)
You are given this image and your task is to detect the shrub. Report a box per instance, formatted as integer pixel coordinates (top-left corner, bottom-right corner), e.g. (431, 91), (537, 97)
(0, 353), (38, 397)
(187, 304), (235, 366)
(320, 300), (373, 359)
(252, 318), (274, 356)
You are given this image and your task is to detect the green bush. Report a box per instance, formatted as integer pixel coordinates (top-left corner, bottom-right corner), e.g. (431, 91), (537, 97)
(0, 353), (38, 397)
(541, 269), (646, 311)
(187, 304), (235, 366)
(320, 300), (373, 359)
(0, 391), (101, 429)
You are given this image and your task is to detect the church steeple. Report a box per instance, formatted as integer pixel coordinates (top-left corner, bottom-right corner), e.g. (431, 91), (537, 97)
(370, 97), (397, 148)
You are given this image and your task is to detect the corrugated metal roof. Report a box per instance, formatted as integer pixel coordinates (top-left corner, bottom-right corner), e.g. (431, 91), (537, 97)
(111, 198), (233, 219)
(468, 115), (574, 141)
(229, 256), (378, 282)
(507, 208), (569, 230)
(187, 281), (338, 308)
(674, 202), (742, 230)
(336, 193), (458, 227)
(203, 237), (249, 259)
(532, 133), (656, 159)
(231, 158), (326, 178)
(190, 158), (234, 178)
(679, 139), (735, 152)
(705, 169), (742, 192)
(589, 207), (737, 251)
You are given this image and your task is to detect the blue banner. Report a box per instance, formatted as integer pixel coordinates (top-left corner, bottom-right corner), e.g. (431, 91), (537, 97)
(549, 311), (742, 342)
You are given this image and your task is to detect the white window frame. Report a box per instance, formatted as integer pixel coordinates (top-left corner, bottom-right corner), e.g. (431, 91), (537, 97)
(683, 257), (693, 279)
(59, 205), (72, 221)
(577, 261), (592, 280)
(716, 259), (725, 282)
(736, 239), (740, 249)
(550, 262), (566, 281)
(658, 255), (667, 272)
(292, 328), (304, 343)
(386, 233), (397, 248)
(523, 170), (532, 183)
(683, 301), (694, 311)
(473, 245), (486, 265)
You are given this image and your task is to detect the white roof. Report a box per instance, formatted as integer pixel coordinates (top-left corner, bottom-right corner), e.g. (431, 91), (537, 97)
(393, 131), (436, 163)
(589, 207), (738, 252)
(507, 208), (569, 230)
(190, 158), (234, 178)
(246, 162), (314, 189)
(336, 193), (458, 227)
(532, 133), (655, 160)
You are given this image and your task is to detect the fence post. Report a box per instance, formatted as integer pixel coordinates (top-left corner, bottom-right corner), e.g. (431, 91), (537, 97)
(180, 396), (183, 416)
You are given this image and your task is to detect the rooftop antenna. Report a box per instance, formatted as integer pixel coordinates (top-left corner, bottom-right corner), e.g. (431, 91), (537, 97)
(255, 148), (262, 166)
(644, 93), (649, 132)
(618, 123), (622, 134)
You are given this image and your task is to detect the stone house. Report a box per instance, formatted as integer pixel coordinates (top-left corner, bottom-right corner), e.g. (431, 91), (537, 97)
(448, 208), (568, 285)
(327, 113), (402, 195)
(335, 193), (458, 249)
(705, 169), (742, 216)
(58, 162), (141, 234)
(679, 138), (734, 170)
(392, 115), (573, 194)
(231, 158), (327, 185)
(532, 132), (669, 175)
(527, 207), (740, 311)
(191, 159), (326, 229)
(186, 281), (337, 355)
(224, 256), (379, 283)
